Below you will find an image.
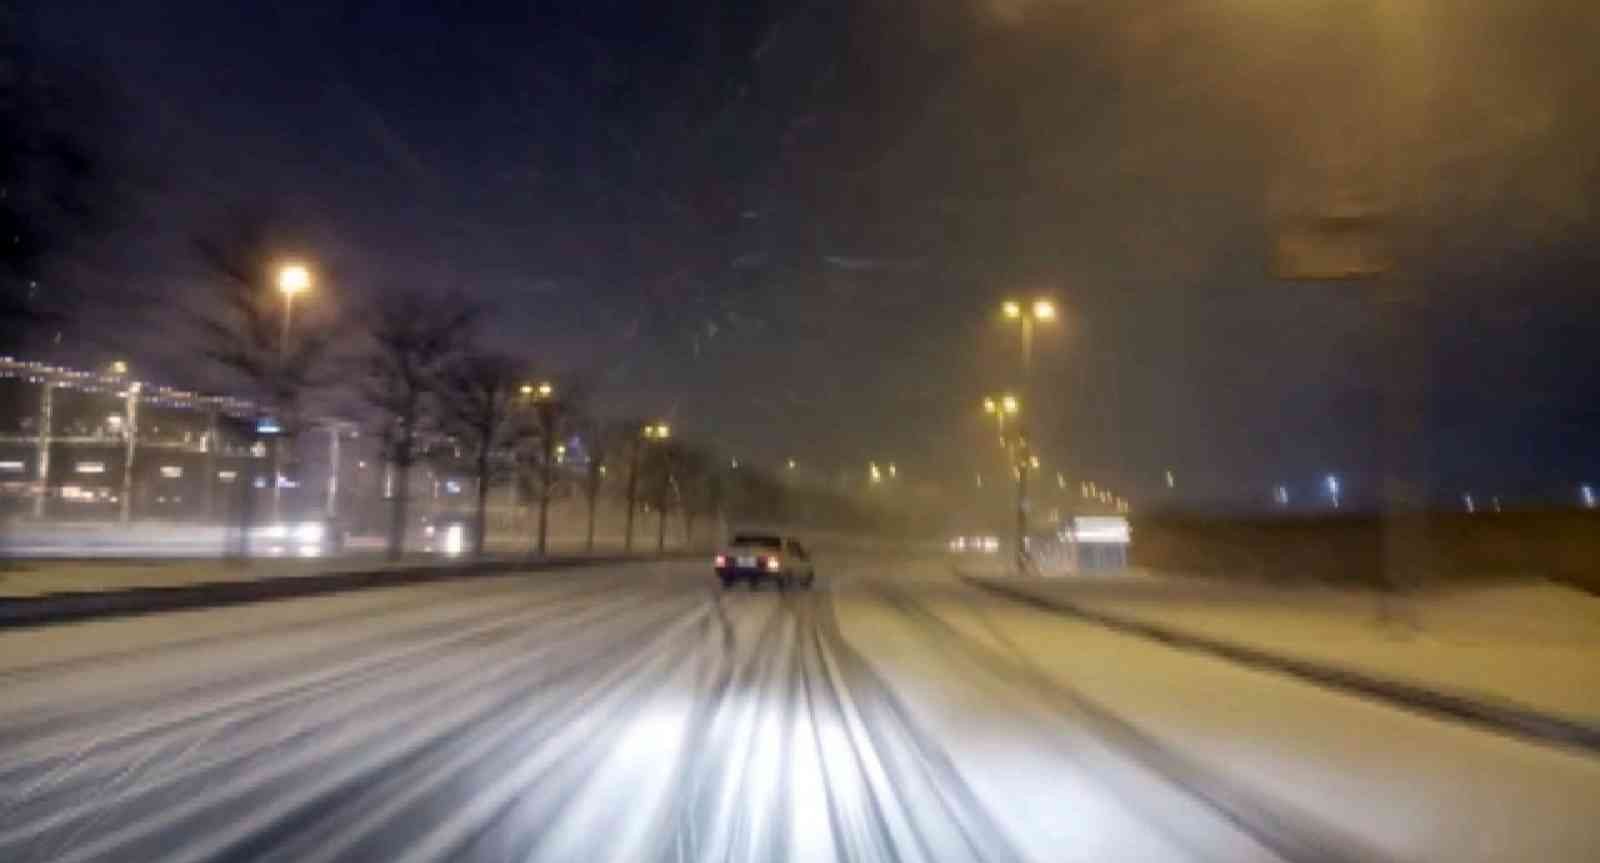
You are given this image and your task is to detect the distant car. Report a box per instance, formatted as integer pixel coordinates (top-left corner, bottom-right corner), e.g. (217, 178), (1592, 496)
(422, 513), (476, 555)
(714, 533), (815, 590)
(253, 514), (346, 556)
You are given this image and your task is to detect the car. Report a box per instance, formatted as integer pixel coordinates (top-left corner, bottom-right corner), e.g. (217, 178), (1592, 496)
(714, 532), (816, 590)
(253, 514), (346, 557)
(422, 512), (476, 555)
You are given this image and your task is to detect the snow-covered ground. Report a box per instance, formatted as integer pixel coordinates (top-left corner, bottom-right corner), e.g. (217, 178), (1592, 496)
(982, 570), (1600, 725)
(0, 556), (1595, 861)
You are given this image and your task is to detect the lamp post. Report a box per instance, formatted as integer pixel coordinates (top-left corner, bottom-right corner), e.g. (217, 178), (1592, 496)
(984, 393), (1030, 574)
(277, 264), (311, 360)
(1000, 297), (1057, 375)
(998, 298), (1055, 574)
(527, 381), (559, 557)
(272, 263), (311, 522)
(626, 422), (670, 553)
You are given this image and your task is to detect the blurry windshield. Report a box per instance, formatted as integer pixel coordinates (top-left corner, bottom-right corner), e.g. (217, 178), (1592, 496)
(3, 2), (1597, 861)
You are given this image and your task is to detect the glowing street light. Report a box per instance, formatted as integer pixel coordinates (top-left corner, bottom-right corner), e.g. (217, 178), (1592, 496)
(786, 458), (797, 470)
(998, 296), (1057, 372)
(277, 263), (311, 297)
(642, 422), (671, 440)
(109, 360), (129, 376)
(869, 462), (883, 484)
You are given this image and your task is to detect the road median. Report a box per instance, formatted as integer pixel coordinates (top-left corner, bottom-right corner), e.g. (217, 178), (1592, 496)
(0, 555), (695, 630)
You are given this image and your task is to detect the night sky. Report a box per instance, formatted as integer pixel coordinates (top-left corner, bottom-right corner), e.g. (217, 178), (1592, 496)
(24, 0), (1600, 511)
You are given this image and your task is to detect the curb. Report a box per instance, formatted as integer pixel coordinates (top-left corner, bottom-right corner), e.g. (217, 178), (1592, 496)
(966, 575), (1600, 756)
(0, 555), (697, 631)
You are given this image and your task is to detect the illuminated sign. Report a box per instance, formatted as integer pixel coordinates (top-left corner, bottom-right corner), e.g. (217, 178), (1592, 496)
(160, 465), (184, 478)
(75, 461), (107, 475)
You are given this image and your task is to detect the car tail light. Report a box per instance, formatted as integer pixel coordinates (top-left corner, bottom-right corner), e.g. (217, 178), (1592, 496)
(765, 556), (782, 572)
(714, 555), (727, 567)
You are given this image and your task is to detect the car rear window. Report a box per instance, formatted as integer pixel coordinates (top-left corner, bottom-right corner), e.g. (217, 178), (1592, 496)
(731, 534), (782, 549)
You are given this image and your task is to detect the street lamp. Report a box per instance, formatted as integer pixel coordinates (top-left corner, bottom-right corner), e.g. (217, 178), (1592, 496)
(999, 296), (1057, 373)
(276, 263), (311, 359)
(624, 420), (671, 553)
(983, 393), (1031, 574)
(983, 393), (1019, 448)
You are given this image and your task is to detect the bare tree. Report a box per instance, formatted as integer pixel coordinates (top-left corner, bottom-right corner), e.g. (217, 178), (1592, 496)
(360, 290), (475, 560)
(674, 445), (721, 550)
(571, 417), (630, 553)
(191, 207), (339, 524)
(438, 350), (525, 556)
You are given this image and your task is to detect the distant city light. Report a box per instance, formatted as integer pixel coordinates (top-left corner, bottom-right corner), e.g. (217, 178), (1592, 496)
(786, 458), (797, 470)
(1325, 474), (1341, 508)
(1164, 469), (1175, 489)
(869, 462), (882, 483)
(1031, 299), (1057, 321)
(1464, 493), (1476, 513)
(1274, 484), (1290, 506)
(1581, 484), (1596, 509)
(731, 457), (740, 469)
(1001, 300), (1022, 319)
(888, 462), (897, 478)
(109, 360), (128, 376)
(218, 470), (238, 482)
(1056, 472), (1066, 490)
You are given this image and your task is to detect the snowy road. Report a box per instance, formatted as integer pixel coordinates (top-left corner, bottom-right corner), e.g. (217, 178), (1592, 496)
(1, 558), (1596, 862)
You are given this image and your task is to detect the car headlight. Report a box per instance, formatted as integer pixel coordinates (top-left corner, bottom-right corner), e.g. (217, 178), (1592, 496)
(295, 521), (325, 543)
(442, 523), (465, 554)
